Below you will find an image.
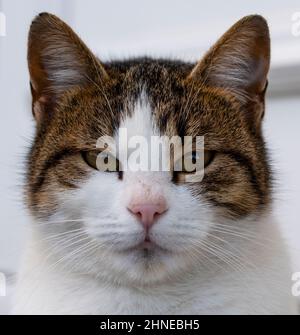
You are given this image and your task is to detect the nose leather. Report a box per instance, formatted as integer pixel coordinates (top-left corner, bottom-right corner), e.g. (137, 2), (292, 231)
(128, 199), (168, 229)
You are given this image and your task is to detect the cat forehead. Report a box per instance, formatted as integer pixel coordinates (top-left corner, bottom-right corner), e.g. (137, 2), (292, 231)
(118, 92), (158, 139)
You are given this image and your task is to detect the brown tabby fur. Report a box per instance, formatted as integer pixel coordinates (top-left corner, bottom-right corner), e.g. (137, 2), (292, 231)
(26, 13), (271, 219)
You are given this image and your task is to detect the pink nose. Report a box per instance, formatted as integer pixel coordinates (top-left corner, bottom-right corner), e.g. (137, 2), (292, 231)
(128, 202), (168, 230)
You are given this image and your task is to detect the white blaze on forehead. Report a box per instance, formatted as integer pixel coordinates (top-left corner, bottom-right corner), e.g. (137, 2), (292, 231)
(116, 92), (161, 172)
(115, 92), (181, 173)
(118, 91), (158, 140)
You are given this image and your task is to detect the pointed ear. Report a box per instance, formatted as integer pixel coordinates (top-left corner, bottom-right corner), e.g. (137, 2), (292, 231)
(189, 15), (270, 102)
(28, 12), (108, 123)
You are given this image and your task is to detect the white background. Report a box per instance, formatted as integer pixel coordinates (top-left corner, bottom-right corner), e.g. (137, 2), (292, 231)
(0, 0), (300, 313)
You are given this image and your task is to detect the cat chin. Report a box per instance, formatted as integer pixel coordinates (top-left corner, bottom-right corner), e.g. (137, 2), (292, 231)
(81, 222), (212, 286)
(90, 247), (196, 286)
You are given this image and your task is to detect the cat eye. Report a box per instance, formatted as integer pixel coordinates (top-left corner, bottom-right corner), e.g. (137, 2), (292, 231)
(174, 150), (214, 182)
(191, 150), (214, 171)
(175, 150), (214, 172)
(82, 150), (120, 172)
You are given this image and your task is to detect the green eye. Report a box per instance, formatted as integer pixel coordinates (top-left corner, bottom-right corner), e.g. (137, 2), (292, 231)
(82, 150), (120, 172)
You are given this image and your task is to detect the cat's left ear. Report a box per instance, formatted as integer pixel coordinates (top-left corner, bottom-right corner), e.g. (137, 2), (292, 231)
(189, 15), (270, 118)
(28, 12), (108, 124)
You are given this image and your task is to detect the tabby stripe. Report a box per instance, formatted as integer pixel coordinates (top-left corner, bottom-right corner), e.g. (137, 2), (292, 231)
(30, 148), (78, 193)
(222, 150), (266, 204)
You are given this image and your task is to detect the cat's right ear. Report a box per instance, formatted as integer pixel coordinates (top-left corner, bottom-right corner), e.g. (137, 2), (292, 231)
(28, 12), (108, 124)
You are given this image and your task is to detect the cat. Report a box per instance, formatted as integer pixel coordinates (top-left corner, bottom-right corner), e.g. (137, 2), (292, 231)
(13, 12), (298, 314)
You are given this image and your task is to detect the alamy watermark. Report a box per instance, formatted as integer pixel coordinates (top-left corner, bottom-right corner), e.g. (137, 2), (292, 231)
(0, 12), (6, 37)
(291, 272), (300, 297)
(94, 129), (206, 182)
(0, 272), (6, 297)
(291, 12), (300, 37)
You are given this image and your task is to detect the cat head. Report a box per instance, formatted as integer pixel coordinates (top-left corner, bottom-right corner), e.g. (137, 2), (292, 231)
(26, 13), (271, 285)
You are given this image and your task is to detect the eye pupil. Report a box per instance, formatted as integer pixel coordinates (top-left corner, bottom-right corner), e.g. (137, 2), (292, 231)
(192, 152), (197, 164)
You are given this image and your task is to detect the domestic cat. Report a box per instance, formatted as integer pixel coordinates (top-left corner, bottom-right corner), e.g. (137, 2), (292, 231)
(13, 12), (298, 314)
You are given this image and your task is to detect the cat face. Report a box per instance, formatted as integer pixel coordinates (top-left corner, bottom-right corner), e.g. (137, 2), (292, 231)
(25, 13), (271, 285)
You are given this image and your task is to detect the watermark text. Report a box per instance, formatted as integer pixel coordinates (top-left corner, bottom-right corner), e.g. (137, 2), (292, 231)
(0, 272), (6, 297)
(291, 12), (300, 37)
(291, 272), (300, 297)
(0, 12), (6, 37)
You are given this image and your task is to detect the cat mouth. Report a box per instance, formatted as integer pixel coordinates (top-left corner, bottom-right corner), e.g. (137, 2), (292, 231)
(138, 234), (166, 251)
(138, 239), (155, 250)
(124, 236), (169, 254)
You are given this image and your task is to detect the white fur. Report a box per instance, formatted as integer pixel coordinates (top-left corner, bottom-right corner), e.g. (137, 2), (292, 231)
(13, 95), (298, 314)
